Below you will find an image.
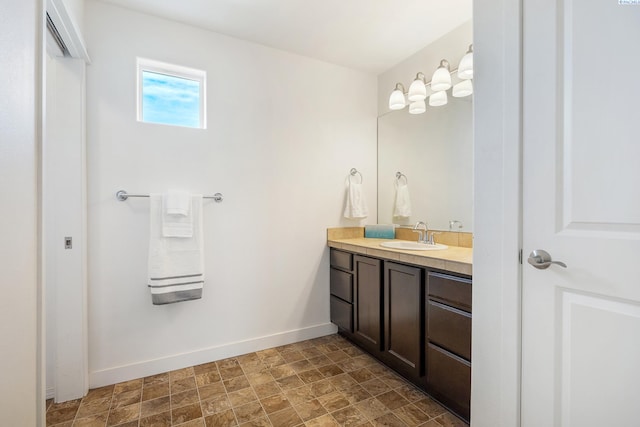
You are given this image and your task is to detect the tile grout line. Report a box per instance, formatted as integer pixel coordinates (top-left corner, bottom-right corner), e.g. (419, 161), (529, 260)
(105, 385), (116, 427)
(193, 369), (205, 426)
(168, 371), (173, 426)
(238, 357), (271, 426)
(220, 366), (237, 427)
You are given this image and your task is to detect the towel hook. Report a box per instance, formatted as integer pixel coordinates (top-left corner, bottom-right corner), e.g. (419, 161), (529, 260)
(396, 171), (408, 185)
(349, 168), (363, 184)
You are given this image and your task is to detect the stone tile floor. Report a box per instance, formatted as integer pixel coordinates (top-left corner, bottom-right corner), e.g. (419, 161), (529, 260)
(46, 334), (468, 426)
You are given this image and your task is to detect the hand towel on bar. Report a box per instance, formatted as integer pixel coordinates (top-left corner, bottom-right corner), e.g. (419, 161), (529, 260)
(343, 181), (368, 219)
(393, 183), (412, 217)
(165, 190), (191, 216)
(162, 191), (193, 237)
(148, 193), (204, 305)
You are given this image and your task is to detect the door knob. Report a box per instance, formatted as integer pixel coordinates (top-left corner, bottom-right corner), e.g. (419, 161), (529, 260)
(527, 249), (567, 269)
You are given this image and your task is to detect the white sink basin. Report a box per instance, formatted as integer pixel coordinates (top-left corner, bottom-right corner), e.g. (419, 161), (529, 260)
(380, 241), (448, 251)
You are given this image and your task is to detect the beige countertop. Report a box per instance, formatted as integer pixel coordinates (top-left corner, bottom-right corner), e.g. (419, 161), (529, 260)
(327, 237), (472, 276)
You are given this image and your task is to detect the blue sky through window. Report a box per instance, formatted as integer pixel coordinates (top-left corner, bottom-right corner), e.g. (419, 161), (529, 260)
(142, 71), (201, 128)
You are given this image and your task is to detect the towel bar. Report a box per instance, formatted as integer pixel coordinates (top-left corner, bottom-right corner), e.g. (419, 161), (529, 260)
(116, 190), (223, 203)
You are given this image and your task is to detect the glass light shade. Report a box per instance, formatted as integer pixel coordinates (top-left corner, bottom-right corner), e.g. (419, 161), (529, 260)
(452, 80), (473, 97)
(429, 90), (448, 107)
(431, 61), (452, 92)
(408, 78), (427, 102)
(409, 100), (426, 115)
(458, 46), (473, 79)
(388, 89), (406, 110)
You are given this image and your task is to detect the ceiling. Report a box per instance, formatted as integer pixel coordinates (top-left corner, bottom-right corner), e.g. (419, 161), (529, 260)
(98, 0), (472, 74)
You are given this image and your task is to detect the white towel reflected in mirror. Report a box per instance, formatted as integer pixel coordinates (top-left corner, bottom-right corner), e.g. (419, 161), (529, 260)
(393, 183), (412, 218)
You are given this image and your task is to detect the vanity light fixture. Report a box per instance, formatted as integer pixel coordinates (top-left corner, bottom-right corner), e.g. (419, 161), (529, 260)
(408, 72), (428, 102)
(429, 90), (448, 107)
(409, 100), (426, 115)
(431, 60), (452, 92)
(452, 80), (473, 97)
(387, 44), (473, 115)
(457, 44), (473, 79)
(388, 83), (407, 110)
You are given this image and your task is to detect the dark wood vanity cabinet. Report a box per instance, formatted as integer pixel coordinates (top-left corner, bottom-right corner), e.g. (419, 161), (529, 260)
(329, 250), (354, 333)
(329, 248), (472, 423)
(329, 250), (383, 355)
(383, 262), (423, 382)
(425, 272), (472, 421)
(353, 255), (383, 354)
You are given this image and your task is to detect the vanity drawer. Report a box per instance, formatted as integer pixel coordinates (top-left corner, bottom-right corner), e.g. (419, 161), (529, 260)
(330, 268), (353, 303)
(428, 272), (471, 312)
(330, 249), (353, 271)
(330, 296), (353, 332)
(427, 300), (471, 360)
(426, 343), (471, 421)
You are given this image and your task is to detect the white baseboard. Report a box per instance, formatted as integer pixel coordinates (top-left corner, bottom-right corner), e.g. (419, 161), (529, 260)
(89, 322), (338, 388)
(46, 387), (55, 400)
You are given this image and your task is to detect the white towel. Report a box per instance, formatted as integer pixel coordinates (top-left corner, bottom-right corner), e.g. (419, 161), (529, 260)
(343, 181), (368, 219)
(148, 194), (204, 305)
(393, 183), (412, 217)
(162, 191), (193, 237)
(165, 190), (191, 216)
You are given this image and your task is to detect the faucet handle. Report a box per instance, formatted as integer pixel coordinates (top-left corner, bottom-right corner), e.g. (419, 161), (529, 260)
(428, 231), (441, 245)
(412, 229), (425, 243)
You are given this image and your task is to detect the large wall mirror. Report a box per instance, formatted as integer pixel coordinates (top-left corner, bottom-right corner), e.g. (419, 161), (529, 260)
(377, 96), (473, 231)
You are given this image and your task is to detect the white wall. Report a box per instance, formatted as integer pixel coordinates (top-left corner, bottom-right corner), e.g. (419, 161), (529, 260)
(0, 0), (43, 424)
(377, 21), (473, 116)
(85, 0), (377, 387)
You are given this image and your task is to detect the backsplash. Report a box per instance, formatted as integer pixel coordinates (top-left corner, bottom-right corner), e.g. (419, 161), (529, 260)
(328, 227), (473, 248)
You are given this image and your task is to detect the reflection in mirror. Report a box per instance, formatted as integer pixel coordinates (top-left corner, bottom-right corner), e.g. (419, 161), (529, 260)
(377, 96), (473, 231)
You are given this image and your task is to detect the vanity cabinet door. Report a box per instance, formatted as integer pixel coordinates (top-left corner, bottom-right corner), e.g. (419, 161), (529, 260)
(384, 262), (424, 382)
(353, 255), (383, 354)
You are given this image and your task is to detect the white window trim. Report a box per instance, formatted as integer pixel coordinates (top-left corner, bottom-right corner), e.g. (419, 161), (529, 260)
(136, 57), (207, 129)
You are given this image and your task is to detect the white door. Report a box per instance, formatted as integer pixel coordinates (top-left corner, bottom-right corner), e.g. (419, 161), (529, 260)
(44, 50), (88, 403)
(521, 1), (640, 426)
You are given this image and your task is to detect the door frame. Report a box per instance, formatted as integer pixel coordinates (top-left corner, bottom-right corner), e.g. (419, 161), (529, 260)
(471, 0), (523, 426)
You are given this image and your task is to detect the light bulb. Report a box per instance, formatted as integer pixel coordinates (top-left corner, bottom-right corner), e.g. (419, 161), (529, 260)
(458, 44), (473, 80)
(429, 91), (448, 107)
(431, 60), (451, 92)
(452, 80), (473, 97)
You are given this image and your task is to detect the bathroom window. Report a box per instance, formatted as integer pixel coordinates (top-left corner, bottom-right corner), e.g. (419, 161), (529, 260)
(137, 58), (206, 129)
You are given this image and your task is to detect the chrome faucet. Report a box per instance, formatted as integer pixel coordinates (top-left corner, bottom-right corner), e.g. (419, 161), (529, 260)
(413, 221), (428, 244)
